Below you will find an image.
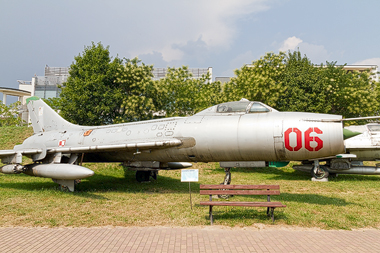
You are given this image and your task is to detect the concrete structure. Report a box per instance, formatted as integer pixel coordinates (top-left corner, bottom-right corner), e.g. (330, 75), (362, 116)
(17, 66), (213, 100)
(7, 65), (212, 124)
(215, 77), (231, 83)
(17, 66), (69, 100)
(0, 87), (31, 105)
(342, 65), (379, 82)
(152, 67), (212, 81)
(0, 87), (31, 123)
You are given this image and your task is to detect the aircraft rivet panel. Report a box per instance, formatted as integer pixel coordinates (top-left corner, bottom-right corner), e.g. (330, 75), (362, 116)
(165, 122), (177, 131)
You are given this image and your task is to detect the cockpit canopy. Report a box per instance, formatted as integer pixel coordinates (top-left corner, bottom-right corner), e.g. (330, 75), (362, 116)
(195, 99), (278, 116)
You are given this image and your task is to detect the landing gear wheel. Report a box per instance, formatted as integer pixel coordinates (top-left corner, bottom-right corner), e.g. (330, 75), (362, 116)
(311, 165), (329, 179)
(136, 171), (151, 182)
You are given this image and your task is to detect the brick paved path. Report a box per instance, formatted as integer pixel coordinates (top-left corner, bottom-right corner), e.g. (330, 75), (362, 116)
(0, 226), (379, 252)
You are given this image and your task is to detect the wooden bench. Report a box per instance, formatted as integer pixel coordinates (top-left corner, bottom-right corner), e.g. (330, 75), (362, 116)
(200, 184), (286, 225)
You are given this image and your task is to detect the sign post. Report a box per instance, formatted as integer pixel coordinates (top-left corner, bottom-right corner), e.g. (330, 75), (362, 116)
(181, 169), (199, 210)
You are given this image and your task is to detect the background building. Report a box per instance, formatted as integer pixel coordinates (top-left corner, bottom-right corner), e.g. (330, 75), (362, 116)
(215, 77), (231, 83)
(17, 66), (213, 100)
(0, 87), (31, 123)
(152, 67), (212, 81)
(342, 65), (379, 82)
(17, 66), (69, 100)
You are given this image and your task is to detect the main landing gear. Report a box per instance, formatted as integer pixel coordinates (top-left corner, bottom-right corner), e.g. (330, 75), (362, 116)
(135, 170), (158, 182)
(311, 160), (329, 181)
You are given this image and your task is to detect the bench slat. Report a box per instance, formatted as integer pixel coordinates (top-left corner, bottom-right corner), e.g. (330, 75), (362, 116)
(200, 190), (280, 195)
(200, 184), (280, 190)
(200, 201), (286, 208)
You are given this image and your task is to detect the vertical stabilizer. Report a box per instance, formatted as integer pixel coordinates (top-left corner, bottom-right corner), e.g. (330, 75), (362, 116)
(26, 97), (80, 133)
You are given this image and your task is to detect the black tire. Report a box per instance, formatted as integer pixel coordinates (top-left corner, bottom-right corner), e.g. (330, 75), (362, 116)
(311, 165), (329, 179)
(136, 171), (151, 182)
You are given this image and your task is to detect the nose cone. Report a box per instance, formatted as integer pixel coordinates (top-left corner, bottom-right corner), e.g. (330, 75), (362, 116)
(343, 128), (362, 140)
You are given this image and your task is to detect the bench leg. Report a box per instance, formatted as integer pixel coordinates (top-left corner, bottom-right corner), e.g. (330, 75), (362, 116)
(209, 205), (213, 225)
(270, 207), (275, 223)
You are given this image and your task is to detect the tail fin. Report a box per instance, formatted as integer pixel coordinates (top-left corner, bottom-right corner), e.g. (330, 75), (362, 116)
(27, 97), (80, 133)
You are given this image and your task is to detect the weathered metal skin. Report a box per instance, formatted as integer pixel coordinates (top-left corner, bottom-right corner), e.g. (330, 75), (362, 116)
(0, 97), (346, 190)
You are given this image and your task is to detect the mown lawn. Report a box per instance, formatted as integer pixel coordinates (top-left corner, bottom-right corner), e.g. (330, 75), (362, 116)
(1, 126), (380, 229)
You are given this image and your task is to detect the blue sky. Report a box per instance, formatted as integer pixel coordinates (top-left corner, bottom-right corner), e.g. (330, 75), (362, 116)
(1, 0), (379, 103)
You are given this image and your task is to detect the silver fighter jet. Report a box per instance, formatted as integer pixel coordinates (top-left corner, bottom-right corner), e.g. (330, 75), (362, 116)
(294, 123), (380, 178)
(0, 97), (360, 191)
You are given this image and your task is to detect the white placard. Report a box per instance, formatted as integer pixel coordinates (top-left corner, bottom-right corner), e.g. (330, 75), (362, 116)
(181, 169), (199, 182)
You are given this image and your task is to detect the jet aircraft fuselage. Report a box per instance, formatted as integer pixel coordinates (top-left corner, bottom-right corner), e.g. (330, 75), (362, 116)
(21, 100), (344, 163)
(0, 97), (348, 190)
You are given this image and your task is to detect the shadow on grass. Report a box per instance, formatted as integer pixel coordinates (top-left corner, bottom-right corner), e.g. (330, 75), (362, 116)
(78, 169), (202, 193)
(208, 192), (349, 206)
(328, 174), (380, 181)
(0, 169), (201, 196)
(221, 166), (311, 181)
(197, 192), (350, 224)
(2, 164), (378, 197)
(224, 166), (380, 182)
(0, 180), (57, 191)
(199, 207), (287, 224)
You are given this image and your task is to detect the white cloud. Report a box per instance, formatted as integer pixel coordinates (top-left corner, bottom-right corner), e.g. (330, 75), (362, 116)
(123, 0), (271, 63)
(229, 50), (256, 72)
(278, 37), (330, 64)
(298, 42), (330, 64)
(353, 58), (380, 67)
(279, 36), (303, 51)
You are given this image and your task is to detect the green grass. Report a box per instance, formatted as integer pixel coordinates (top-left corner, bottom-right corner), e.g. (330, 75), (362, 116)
(1, 126), (380, 229)
(0, 126), (33, 149)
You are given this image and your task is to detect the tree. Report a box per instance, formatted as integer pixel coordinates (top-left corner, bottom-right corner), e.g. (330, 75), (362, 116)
(43, 97), (61, 112)
(322, 62), (379, 118)
(277, 51), (328, 113)
(224, 51), (379, 118)
(155, 66), (222, 117)
(59, 42), (123, 125)
(113, 58), (157, 123)
(222, 52), (286, 107)
(0, 101), (25, 126)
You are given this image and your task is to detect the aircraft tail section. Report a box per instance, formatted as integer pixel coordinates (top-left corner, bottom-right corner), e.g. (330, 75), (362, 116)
(27, 97), (79, 133)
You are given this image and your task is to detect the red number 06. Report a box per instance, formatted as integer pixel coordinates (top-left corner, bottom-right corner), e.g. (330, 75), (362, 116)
(284, 127), (323, 151)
